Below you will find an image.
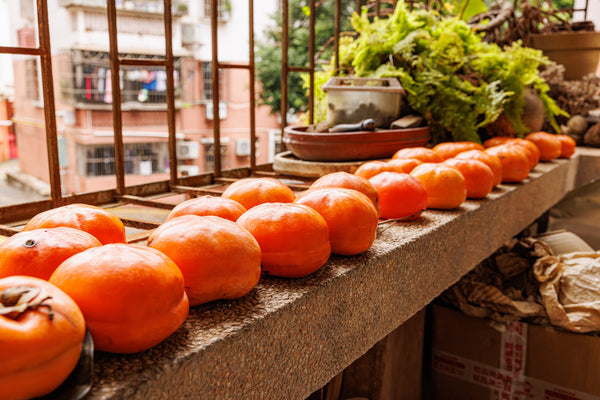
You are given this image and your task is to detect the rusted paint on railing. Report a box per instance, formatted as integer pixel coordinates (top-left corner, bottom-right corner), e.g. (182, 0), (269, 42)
(106, 0), (126, 195)
(210, 0), (222, 177)
(37, 0), (62, 207)
(117, 195), (176, 210)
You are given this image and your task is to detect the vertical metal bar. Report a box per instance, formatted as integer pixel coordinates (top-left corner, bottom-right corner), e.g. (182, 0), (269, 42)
(335, 0), (341, 75)
(163, 0), (178, 184)
(281, 0), (289, 135)
(249, 0), (257, 171)
(37, 0), (62, 206)
(308, 0), (315, 125)
(106, 0), (126, 194)
(211, 0), (222, 176)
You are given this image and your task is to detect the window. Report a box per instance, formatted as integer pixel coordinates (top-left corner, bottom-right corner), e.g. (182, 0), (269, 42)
(201, 137), (229, 171)
(25, 58), (40, 101)
(79, 142), (168, 177)
(67, 50), (184, 106)
(201, 61), (225, 102)
(203, 0), (231, 20)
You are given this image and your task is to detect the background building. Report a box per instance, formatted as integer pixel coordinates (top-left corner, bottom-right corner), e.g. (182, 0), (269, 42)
(7, 0), (281, 194)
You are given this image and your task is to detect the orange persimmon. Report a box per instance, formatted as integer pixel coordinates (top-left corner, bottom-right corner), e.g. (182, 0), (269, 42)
(509, 138), (540, 170)
(454, 149), (503, 187)
(432, 141), (485, 160)
(22, 203), (126, 245)
(444, 158), (494, 199)
(309, 171), (379, 212)
(295, 188), (379, 256)
(386, 158), (423, 173)
(368, 172), (428, 220)
(148, 215), (261, 306)
(354, 161), (399, 180)
(0, 227), (102, 280)
(392, 147), (444, 163)
(50, 244), (189, 354)
(485, 144), (530, 183)
(410, 163), (466, 209)
(236, 203), (331, 278)
(221, 177), (296, 209)
(556, 134), (576, 158)
(166, 195), (247, 222)
(0, 275), (86, 400)
(525, 131), (562, 161)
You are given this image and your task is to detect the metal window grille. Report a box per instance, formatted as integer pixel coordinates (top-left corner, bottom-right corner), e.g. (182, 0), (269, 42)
(1, 0), (541, 237)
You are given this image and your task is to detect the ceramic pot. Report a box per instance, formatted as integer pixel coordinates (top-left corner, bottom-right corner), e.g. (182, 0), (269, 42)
(531, 31), (600, 80)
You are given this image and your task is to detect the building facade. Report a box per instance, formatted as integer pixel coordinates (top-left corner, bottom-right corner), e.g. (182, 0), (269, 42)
(10, 0), (282, 194)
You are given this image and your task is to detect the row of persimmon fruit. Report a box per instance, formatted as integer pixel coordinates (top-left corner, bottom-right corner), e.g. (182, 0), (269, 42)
(0, 130), (574, 399)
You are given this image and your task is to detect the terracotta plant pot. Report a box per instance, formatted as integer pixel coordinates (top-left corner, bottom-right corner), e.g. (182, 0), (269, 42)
(531, 31), (600, 80)
(283, 125), (430, 162)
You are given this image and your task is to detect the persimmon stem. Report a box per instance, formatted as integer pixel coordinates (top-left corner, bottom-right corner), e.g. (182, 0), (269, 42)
(0, 286), (54, 320)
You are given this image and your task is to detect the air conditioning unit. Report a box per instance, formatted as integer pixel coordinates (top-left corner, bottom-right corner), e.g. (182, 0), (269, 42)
(181, 22), (201, 45)
(178, 165), (200, 177)
(205, 102), (228, 120)
(235, 138), (251, 156)
(177, 141), (200, 160)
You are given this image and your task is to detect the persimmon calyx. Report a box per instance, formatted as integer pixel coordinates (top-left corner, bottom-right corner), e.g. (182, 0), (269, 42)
(0, 286), (54, 320)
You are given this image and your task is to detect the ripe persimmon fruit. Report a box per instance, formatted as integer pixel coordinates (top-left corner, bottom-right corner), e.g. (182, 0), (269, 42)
(509, 138), (540, 170)
(237, 203), (331, 278)
(354, 161), (398, 180)
(148, 215), (261, 306)
(444, 158), (494, 199)
(309, 171), (379, 213)
(556, 134), (576, 158)
(0, 275), (86, 400)
(295, 188), (379, 256)
(483, 136), (514, 148)
(454, 149), (503, 187)
(432, 141), (485, 160)
(392, 147), (444, 163)
(0, 227), (102, 280)
(485, 144), (531, 183)
(410, 163), (466, 209)
(23, 203), (127, 245)
(368, 172), (427, 220)
(166, 195), (247, 222)
(525, 131), (562, 161)
(386, 158), (423, 173)
(221, 177), (296, 210)
(50, 244), (189, 354)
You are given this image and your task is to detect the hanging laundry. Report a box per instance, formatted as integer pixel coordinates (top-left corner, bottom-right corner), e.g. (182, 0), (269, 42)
(142, 70), (157, 91)
(138, 88), (149, 102)
(155, 70), (167, 92)
(104, 68), (113, 104)
(127, 69), (142, 81)
(97, 68), (106, 96)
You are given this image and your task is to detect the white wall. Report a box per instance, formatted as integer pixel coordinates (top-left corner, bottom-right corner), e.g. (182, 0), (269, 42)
(196, 0), (279, 62)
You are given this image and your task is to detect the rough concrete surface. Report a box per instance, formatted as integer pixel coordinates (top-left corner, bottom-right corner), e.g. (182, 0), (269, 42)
(81, 149), (600, 400)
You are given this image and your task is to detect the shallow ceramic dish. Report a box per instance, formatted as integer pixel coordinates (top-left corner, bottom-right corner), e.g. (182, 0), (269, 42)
(283, 125), (431, 162)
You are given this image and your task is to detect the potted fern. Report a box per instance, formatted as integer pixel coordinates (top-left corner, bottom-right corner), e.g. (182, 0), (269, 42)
(312, 1), (567, 144)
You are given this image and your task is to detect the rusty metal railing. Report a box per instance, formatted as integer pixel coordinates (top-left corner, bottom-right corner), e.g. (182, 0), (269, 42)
(0, 0), (448, 234)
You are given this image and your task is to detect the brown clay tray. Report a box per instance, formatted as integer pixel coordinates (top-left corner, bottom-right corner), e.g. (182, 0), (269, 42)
(283, 125), (431, 162)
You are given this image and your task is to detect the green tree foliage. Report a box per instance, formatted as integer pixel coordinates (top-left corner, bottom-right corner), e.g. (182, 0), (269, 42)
(255, 0), (355, 115)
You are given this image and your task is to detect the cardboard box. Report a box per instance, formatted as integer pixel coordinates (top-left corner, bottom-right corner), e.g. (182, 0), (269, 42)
(430, 305), (600, 400)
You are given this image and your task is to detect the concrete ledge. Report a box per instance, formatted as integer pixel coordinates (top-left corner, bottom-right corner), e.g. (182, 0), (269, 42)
(86, 149), (600, 400)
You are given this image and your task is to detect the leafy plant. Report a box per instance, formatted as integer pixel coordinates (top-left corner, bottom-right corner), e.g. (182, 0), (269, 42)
(314, 1), (567, 143)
